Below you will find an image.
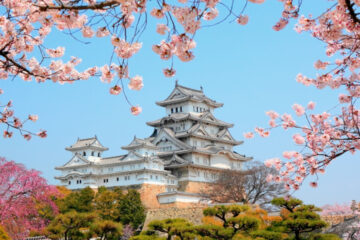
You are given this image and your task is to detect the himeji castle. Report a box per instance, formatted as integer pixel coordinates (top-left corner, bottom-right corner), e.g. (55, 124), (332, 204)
(55, 82), (252, 208)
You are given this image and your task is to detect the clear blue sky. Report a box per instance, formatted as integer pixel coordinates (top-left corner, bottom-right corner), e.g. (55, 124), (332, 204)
(1, 0), (358, 206)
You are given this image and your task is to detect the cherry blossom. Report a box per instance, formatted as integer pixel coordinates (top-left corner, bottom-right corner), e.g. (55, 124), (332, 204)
(163, 68), (176, 78)
(272, 18), (289, 31)
(244, 132), (254, 139)
(110, 85), (122, 95)
(0, 157), (59, 239)
(203, 8), (219, 21)
(156, 24), (169, 35)
(131, 106), (142, 115)
(128, 75), (144, 91)
(237, 15), (249, 25)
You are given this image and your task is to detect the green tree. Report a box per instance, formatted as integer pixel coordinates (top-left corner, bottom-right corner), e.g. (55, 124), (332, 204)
(57, 187), (95, 213)
(138, 205), (267, 240)
(46, 211), (96, 240)
(147, 218), (196, 240)
(203, 205), (260, 238)
(270, 198), (340, 240)
(94, 187), (123, 220)
(117, 189), (146, 229)
(89, 220), (123, 240)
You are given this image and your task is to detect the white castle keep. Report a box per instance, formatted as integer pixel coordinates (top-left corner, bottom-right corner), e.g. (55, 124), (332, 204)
(55, 83), (252, 208)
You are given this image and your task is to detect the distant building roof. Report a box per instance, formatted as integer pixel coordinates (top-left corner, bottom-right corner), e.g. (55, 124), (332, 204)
(65, 136), (109, 151)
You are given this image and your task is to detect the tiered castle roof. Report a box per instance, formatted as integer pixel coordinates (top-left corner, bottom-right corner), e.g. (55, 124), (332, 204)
(65, 136), (108, 151)
(156, 83), (223, 108)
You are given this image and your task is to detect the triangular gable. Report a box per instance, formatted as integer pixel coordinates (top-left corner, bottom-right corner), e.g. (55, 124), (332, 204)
(194, 125), (209, 136)
(218, 129), (236, 142)
(62, 155), (90, 167)
(166, 154), (187, 166)
(165, 88), (187, 101)
(152, 128), (189, 150)
(201, 112), (217, 123)
(122, 151), (144, 161)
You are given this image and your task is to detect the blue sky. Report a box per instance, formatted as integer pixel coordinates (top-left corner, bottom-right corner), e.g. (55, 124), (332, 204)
(1, 0), (358, 206)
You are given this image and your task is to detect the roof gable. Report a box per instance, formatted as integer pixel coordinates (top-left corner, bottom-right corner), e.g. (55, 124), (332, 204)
(152, 128), (190, 150)
(217, 129), (236, 142)
(122, 151), (144, 161)
(62, 155), (90, 168)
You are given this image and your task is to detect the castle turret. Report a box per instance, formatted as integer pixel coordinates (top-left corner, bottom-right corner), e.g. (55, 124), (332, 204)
(65, 135), (108, 160)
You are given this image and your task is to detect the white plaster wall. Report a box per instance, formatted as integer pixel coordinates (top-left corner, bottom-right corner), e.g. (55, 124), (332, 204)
(210, 154), (231, 169)
(204, 125), (220, 136)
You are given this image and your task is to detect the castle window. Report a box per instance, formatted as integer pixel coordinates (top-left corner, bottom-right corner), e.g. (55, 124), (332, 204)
(155, 175), (158, 180)
(116, 177), (119, 181)
(91, 151), (94, 156)
(196, 107), (199, 112)
(83, 151), (86, 156)
(103, 179), (108, 183)
(171, 108), (174, 113)
(68, 181), (71, 185)
(176, 107), (178, 113)
(98, 152), (101, 157)
(150, 175), (153, 179)
(180, 106), (183, 112)
(193, 106), (195, 111)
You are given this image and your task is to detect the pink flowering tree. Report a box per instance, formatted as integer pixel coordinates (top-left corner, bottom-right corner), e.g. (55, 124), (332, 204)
(242, 0), (360, 190)
(0, 157), (59, 239)
(321, 202), (360, 239)
(321, 203), (355, 216)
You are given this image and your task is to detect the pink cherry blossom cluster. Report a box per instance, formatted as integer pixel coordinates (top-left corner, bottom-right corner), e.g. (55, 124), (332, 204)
(0, 89), (46, 140)
(0, 0), (268, 139)
(321, 203), (355, 216)
(0, 157), (59, 239)
(242, 0), (360, 190)
(246, 99), (360, 190)
(153, 34), (197, 63)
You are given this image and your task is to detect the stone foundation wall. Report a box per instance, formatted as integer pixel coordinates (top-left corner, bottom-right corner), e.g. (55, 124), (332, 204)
(143, 206), (205, 229)
(178, 181), (211, 193)
(138, 184), (167, 209)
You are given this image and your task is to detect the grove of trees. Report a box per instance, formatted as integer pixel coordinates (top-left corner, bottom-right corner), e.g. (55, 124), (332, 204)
(133, 197), (341, 240)
(43, 186), (145, 239)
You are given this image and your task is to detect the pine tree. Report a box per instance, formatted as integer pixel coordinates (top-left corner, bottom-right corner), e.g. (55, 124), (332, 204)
(270, 197), (340, 240)
(117, 189), (146, 230)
